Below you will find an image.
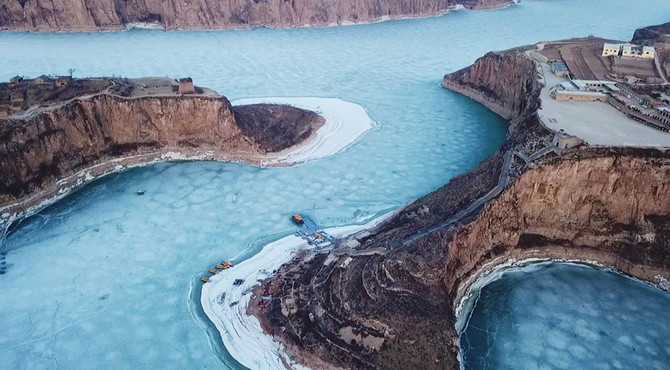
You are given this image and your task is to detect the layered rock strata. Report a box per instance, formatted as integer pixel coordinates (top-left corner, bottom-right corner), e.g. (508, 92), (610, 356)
(440, 49), (540, 120)
(0, 84), (321, 219)
(251, 48), (547, 369)
(446, 150), (670, 305)
(0, 0), (514, 32)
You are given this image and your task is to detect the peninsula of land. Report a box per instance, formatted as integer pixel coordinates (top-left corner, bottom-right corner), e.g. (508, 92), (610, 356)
(0, 76), (372, 224)
(201, 22), (670, 369)
(0, 0), (514, 32)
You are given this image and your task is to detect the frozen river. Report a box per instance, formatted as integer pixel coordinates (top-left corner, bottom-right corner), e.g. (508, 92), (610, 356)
(1, 0), (669, 368)
(460, 262), (670, 369)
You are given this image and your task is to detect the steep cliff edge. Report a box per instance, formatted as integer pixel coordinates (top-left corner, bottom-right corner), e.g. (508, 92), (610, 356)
(441, 50), (541, 120)
(1, 95), (245, 202)
(0, 80), (323, 218)
(446, 151), (670, 304)
(0, 0), (513, 31)
(248, 47), (552, 369)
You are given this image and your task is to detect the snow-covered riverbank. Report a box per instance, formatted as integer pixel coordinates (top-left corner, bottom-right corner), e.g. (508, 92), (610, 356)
(232, 97), (375, 165)
(200, 215), (389, 369)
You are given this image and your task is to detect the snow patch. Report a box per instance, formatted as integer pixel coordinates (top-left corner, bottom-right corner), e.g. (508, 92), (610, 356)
(232, 97), (374, 165)
(124, 22), (164, 30)
(200, 213), (391, 369)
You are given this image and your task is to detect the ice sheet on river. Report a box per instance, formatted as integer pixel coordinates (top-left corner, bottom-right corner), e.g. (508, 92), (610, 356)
(460, 262), (670, 370)
(1, 0), (669, 368)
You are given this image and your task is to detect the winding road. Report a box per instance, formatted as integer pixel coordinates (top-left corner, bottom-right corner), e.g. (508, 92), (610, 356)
(399, 150), (514, 246)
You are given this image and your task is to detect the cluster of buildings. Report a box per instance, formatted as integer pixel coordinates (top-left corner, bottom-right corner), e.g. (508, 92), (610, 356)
(14, 75), (72, 87)
(540, 41), (670, 132)
(1, 75), (75, 118)
(602, 43), (655, 59)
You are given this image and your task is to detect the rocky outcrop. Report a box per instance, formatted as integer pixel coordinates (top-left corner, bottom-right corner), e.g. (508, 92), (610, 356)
(250, 44), (554, 369)
(0, 0), (513, 31)
(441, 50), (540, 120)
(632, 22), (670, 45)
(233, 103), (320, 152)
(446, 151), (670, 304)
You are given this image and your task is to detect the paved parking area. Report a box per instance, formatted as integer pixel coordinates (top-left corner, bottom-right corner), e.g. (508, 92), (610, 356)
(538, 63), (670, 147)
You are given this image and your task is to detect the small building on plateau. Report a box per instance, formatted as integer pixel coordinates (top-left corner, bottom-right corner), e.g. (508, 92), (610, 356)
(551, 61), (570, 78)
(550, 79), (618, 102)
(602, 43), (621, 57)
(551, 90), (607, 102)
(552, 130), (582, 149)
(34, 75), (51, 84)
(178, 77), (195, 94)
(55, 76), (72, 87)
(9, 76), (23, 84)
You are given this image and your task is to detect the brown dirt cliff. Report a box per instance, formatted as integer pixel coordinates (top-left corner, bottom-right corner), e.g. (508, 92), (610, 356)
(441, 51), (540, 120)
(252, 41), (670, 370)
(0, 0), (513, 31)
(0, 86), (322, 218)
(0, 95), (244, 202)
(446, 151), (670, 304)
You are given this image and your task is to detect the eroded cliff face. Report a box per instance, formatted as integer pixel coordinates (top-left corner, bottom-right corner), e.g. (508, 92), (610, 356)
(0, 0), (513, 31)
(446, 152), (670, 303)
(441, 51), (540, 120)
(0, 95), (254, 204)
(249, 46), (553, 369)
